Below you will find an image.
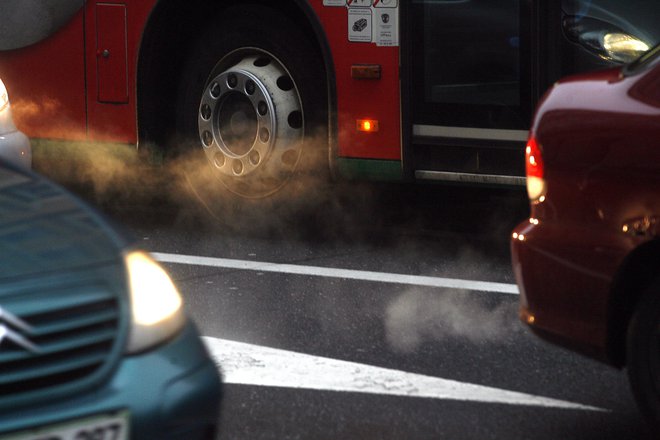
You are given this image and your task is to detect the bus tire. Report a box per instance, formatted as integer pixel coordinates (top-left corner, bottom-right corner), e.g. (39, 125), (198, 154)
(626, 280), (660, 430)
(176, 5), (327, 205)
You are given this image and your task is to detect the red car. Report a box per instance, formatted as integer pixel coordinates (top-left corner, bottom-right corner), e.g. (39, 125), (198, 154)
(511, 44), (660, 426)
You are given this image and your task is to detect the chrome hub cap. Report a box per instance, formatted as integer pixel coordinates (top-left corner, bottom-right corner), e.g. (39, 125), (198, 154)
(197, 53), (304, 197)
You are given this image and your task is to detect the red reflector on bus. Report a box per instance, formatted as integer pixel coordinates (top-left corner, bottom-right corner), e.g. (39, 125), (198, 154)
(351, 64), (381, 80)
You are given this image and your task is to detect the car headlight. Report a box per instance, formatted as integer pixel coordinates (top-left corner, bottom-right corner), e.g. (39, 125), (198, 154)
(603, 33), (650, 63)
(124, 251), (186, 354)
(0, 79), (9, 113)
(563, 17), (652, 64)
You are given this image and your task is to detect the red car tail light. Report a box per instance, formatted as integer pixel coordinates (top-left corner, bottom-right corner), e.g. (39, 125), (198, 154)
(525, 136), (546, 202)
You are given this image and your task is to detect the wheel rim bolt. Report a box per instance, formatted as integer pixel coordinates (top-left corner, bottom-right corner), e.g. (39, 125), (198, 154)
(232, 160), (244, 175)
(210, 82), (221, 98)
(214, 153), (226, 167)
(202, 130), (213, 146)
(259, 127), (270, 143)
(249, 150), (260, 165)
(201, 104), (212, 120)
(245, 80), (256, 95)
(258, 101), (268, 116)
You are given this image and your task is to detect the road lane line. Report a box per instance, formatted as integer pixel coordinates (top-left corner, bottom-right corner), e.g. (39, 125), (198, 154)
(203, 337), (605, 411)
(153, 252), (519, 294)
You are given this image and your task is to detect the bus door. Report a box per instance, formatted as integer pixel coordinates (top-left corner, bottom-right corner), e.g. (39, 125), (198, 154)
(401, 0), (539, 186)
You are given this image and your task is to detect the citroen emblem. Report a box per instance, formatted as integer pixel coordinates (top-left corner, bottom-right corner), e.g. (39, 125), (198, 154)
(0, 306), (40, 353)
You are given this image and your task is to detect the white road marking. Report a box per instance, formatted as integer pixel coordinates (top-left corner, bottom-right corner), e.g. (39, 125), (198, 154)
(203, 337), (605, 412)
(153, 252), (519, 294)
(162, 251), (596, 410)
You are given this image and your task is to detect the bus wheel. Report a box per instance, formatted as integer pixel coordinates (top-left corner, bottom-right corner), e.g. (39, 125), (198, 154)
(627, 281), (660, 430)
(176, 6), (326, 202)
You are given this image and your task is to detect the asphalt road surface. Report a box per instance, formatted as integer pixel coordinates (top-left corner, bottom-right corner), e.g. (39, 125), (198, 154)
(79, 178), (654, 440)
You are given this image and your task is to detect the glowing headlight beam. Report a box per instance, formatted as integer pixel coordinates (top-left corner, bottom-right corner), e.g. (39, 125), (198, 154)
(125, 251), (182, 326)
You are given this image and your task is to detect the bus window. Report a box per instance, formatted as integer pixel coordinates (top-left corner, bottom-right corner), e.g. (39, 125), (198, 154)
(411, 0), (527, 130)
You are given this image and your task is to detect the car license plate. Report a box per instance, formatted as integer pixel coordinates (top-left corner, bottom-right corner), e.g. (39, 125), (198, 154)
(1, 412), (129, 440)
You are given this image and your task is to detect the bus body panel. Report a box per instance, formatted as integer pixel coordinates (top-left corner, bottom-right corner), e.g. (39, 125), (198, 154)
(311, 3), (401, 161)
(85, 0), (154, 143)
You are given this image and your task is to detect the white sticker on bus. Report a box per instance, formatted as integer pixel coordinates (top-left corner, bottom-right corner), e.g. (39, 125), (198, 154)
(347, 0), (373, 7)
(348, 8), (373, 42)
(374, 0), (398, 7)
(374, 8), (398, 46)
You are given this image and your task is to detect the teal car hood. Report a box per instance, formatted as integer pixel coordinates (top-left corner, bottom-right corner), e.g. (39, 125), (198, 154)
(0, 163), (127, 281)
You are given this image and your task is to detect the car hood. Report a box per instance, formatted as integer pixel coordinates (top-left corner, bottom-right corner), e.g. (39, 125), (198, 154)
(0, 162), (128, 281)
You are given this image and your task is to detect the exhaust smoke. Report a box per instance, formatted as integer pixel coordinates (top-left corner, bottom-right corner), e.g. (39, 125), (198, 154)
(25, 117), (358, 238)
(385, 288), (521, 354)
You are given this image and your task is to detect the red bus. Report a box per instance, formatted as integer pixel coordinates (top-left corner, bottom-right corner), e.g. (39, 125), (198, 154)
(0, 0), (657, 199)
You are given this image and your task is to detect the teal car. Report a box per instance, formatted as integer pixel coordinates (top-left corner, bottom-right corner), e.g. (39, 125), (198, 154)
(0, 160), (221, 439)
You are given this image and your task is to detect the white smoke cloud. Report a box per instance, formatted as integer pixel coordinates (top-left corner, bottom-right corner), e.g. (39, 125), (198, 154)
(384, 288), (521, 353)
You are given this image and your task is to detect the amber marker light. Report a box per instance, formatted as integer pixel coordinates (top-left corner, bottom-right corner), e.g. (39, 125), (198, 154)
(520, 308), (536, 325)
(357, 119), (379, 132)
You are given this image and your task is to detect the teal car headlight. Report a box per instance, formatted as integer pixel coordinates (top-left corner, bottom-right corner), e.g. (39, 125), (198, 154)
(124, 251), (186, 354)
